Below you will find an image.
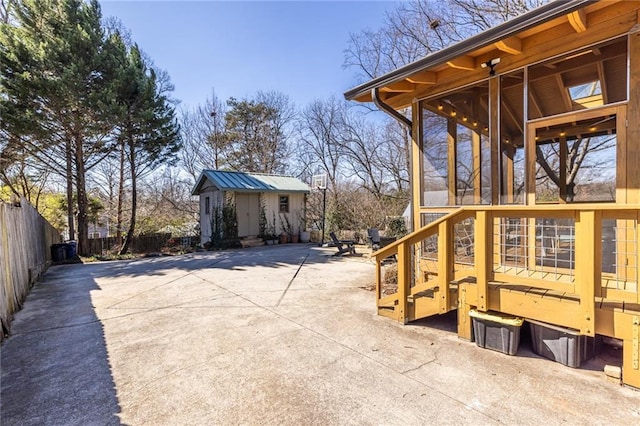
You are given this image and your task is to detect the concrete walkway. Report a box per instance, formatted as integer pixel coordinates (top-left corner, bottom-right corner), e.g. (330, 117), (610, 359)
(1, 244), (639, 425)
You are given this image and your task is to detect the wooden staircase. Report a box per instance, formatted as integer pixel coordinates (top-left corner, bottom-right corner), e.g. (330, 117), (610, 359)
(372, 205), (640, 388)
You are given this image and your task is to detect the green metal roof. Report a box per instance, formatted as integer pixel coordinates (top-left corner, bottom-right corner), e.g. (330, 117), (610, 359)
(191, 170), (310, 195)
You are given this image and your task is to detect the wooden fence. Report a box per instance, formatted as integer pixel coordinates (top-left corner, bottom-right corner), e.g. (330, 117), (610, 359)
(89, 233), (180, 255)
(0, 198), (61, 340)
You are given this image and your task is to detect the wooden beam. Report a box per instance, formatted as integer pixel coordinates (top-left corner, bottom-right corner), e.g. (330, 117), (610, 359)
(568, 9), (588, 33)
(489, 77), (499, 205)
(559, 136), (568, 203)
(475, 211), (491, 311)
(379, 81), (416, 93)
(397, 242), (411, 324)
(406, 70), (436, 85)
(495, 37), (522, 55)
(473, 131), (481, 204)
(555, 74), (573, 112)
(575, 210), (600, 336)
(446, 55), (475, 71)
(628, 24), (640, 204)
(381, 3), (639, 110)
(438, 221), (452, 313)
(412, 103), (422, 232)
(447, 119), (457, 205)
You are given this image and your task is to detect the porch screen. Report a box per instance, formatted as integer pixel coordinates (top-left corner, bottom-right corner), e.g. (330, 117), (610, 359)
(421, 80), (490, 207)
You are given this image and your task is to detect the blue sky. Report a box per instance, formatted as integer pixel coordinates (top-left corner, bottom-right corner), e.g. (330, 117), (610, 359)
(99, 1), (396, 110)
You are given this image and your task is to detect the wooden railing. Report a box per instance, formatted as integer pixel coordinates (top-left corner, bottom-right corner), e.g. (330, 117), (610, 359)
(373, 204), (640, 326)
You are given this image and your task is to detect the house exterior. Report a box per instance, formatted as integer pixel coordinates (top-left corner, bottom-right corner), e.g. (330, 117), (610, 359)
(191, 170), (310, 245)
(345, 0), (640, 387)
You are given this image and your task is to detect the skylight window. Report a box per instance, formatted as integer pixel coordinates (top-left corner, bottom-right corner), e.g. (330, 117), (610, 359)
(568, 81), (603, 108)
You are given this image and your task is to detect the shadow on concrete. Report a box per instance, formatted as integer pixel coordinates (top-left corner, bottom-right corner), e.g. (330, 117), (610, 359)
(0, 265), (122, 425)
(84, 244), (343, 280)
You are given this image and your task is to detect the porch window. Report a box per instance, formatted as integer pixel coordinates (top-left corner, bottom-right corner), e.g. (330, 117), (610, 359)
(421, 80), (490, 207)
(500, 70), (525, 204)
(527, 37), (627, 120)
(534, 114), (617, 203)
(205, 196), (210, 215)
(279, 195), (289, 213)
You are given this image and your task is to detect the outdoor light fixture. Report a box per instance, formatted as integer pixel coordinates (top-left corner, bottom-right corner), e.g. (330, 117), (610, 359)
(481, 57), (501, 76)
(462, 115), (468, 122)
(451, 110), (457, 117)
(437, 103), (444, 110)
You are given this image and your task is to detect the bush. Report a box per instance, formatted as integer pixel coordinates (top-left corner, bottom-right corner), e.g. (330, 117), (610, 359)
(386, 217), (408, 239)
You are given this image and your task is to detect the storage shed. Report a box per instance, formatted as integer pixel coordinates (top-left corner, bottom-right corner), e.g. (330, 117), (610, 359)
(192, 170), (310, 245)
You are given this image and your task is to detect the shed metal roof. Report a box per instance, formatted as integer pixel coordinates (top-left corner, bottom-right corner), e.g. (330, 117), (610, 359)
(191, 170), (310, 195)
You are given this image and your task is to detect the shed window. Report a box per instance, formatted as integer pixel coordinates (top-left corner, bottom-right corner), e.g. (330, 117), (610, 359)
(205, 196), (210, 215)
(279, 195), (289, 213)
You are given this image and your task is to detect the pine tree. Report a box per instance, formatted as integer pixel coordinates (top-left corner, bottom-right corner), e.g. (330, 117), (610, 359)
(0, 0), (119, 255)
(112, 40), (181, 254)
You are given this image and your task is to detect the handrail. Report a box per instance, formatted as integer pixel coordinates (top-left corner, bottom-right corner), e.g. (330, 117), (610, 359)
(374, 203), (640, 325)
(373, 208), (466, 261)
(380, 204), (640, 262)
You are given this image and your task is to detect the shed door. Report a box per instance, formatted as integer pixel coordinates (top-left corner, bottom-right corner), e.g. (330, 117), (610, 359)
(236, 193), (260, 237)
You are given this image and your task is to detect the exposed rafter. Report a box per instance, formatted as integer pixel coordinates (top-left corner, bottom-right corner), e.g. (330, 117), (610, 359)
(495, 37), (523, 55)
(446, 56), (475, 71)
(379, 81), (416, 93)
(568, 9), (587, 32)
(405, 70), (437, 85)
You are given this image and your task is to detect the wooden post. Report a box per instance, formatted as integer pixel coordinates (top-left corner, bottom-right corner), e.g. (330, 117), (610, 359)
(457, 284), (473, 340)
(475, 211), (491, 312)
(473, 131), (482, 204)
(575, 210), (599, 336)
(559, 136), (567, 203)
(397, 242), (411, 324)
(438, 221), (452, 313)
(447, 118), (457, 205)
(412, 103), (423, 232)
(489, 76), (500, 205)
(628, 23), (640, 204)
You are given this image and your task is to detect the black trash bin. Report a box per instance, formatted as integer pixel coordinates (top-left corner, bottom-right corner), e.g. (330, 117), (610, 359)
(65, 240), (77, 259)
(51, 243), (67, 262)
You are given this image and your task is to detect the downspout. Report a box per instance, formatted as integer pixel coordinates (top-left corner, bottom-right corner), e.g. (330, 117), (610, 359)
(372, 88), (412, 138)
(372, 88), (415, 232)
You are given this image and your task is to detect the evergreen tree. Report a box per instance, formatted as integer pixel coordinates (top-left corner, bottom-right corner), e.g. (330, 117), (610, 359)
(0, 0), (119, 255)
(113, 40), (181, 254)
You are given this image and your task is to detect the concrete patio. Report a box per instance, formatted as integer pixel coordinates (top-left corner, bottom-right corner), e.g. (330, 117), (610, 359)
(1, 244), (639, 425)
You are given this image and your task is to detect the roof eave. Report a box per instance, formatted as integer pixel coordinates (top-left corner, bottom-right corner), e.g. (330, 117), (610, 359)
(344, 0), (595, 102)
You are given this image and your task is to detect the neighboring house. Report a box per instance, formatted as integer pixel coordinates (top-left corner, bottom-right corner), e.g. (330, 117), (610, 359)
(87, 223), (109, 239)
(191, 170), (310, 245)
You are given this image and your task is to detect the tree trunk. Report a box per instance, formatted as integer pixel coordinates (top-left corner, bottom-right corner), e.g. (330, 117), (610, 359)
(65, 137), (75, 241)
(74, 132), (89, 256)
(120, 135), (136, 255)
(116, 139), (125, 246)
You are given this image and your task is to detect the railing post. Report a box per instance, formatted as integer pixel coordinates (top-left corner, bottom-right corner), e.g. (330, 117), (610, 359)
(575, 210), (599, 336)
(375, 257), (382, 303)
(438, 220), (452, 313)
(475, 211), (491, 312)
(397, 242), (411, 324)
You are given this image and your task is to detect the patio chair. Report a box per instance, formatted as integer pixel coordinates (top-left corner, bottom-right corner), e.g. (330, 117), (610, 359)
(329, 232), (356, 256)
(367, 228), (381, 250)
